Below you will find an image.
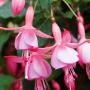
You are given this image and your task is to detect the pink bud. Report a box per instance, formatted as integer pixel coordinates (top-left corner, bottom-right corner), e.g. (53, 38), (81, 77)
(12, 0), (25, 16)
(0, 0), (5, 6)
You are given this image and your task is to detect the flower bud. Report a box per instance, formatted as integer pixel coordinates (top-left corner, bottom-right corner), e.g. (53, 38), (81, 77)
(0, 0), (5, 6)
(12, 0), (25, 16)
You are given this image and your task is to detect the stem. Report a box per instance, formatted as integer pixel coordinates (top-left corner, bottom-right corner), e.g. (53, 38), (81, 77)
(62, 0), (78, 19)
(51, 6), (55, 22)
(30, 0), (32, 6)
(34, 0), (39, 11)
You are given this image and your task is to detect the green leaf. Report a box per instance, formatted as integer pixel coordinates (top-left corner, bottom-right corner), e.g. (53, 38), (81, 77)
(65, 0), (73, 4)
(39, 0), (52, 9)
(0, 2), (12, 18)
(0, 31), (12, 53)
(82, 0), (90, 3)
(86, 31), (90, 38)
(38, 20), (52, 46)
(0, 75), (15, 90)
(48, 69), (63, 81)
(65, 11), (73, 18)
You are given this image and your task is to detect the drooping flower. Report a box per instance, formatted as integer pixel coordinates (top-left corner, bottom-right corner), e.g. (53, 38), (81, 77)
(77, 11), (90, 64)
(77, 11), (90, 79)
(5, 45), (53, 90)
(12, 0), (25, 16)
(51, 22), (79, 69)
(0, 5), (53, 50)
(15, 6), (53, 50)
(51, 22), (79, 90)
(24, 46), (53, 90)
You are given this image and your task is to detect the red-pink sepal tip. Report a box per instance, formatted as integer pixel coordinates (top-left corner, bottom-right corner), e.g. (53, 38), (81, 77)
(52, 80), (61, 90)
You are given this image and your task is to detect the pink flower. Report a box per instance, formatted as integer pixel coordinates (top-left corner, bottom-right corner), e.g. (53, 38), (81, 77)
(77, 11), (90, 78)
(12, 0), (25, 16)
(24, 45), (53, 90)
(77, 11), (90, 64)
(51, 22), (79, 69)
(15, 6), (53, 50)
(0, 0), (5, 6)
(0, 6), (53, 50)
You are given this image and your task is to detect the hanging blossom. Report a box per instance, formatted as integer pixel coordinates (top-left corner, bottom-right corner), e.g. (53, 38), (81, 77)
(51, 22), (79, 69)
(5, 45), (53, 90)
(11, 0), (25, 16)
(0, 5), (53, 50)
(25, 50), (52, 90)
(51, 21), (79, 90)
(77, 11), (90, 79)
(24, 41), (54, 90)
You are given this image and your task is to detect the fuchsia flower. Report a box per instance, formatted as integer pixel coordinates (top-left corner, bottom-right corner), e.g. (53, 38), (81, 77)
(15, 6), (53, 50)
(51, 22), (79, 69)
(12, 0), (25, 16)
(77, 11), (90, 64)
(0, 0), (4, 6)
(24, 46), (53, 90)
(51, 22), (79, 90)
(5, 45), (53, 90)
(0, 6), (53, 50)
(77, 11), (90, 79)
